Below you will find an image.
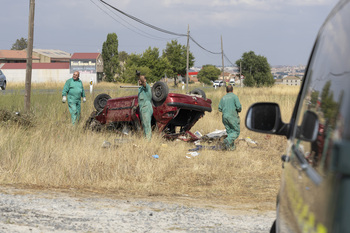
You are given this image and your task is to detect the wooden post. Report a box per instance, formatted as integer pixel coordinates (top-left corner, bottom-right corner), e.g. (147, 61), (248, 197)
(221, 36), (224, 83)
(25, 0), (35, 112)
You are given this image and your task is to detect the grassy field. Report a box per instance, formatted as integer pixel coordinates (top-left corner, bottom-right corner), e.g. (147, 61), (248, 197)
(0, 82), (300, 207)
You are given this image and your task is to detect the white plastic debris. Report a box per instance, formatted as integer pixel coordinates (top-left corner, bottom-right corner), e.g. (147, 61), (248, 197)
(194, 131), (202, 138)
(245, 137), (257, 144)
(187, 152), (199, 157)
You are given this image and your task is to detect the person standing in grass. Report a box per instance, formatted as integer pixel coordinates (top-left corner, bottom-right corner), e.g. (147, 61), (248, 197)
(62, 71), (86, 125)
(218, 85), (241, 150)
(137, 72), (153, 140)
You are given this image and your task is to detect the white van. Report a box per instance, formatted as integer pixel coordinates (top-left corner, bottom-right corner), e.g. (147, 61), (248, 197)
(229, 79), (235, 86)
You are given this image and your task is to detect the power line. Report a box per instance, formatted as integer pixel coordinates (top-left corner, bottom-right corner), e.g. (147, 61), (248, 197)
(98, 0), (222, 56)
(224, 52), (236, 66)
(99, 0), (187, 37)
(90, 0), (177, 41)
(189, 36), (221, 55)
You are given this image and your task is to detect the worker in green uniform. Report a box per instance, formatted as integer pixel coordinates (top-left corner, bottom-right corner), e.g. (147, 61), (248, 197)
(62, 71), (86, 125)
(218, 85), (242, 150)
(137, 73), (153, 140)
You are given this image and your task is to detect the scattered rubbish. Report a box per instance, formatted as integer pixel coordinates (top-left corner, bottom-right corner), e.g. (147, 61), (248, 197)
(194, 140), (201, 146)
(186, 151), (200, 158)
(122, 126), (130, 135)
(0, 109), (33, 127)
(245, 137), (257, 144)
(188, 145), (220, 151)
(194, 131), (202, 138)
(187, 152), (199, 157)
(201, 129), (227, 141)
(161, 144), (168, 148)
(102, 141), (112, 148)
(152, 154), (159, 159)
(237, 137), (260, 148)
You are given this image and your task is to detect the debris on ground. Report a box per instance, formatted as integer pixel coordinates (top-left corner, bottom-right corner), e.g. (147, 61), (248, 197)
(0, 109), (34, 127)
(200, 129), (227, 142)
(101, 141), (112, 148)
(244, 137), (257, 144)
(194, 131), (202, 138)
(186, 151), (200, 158)
(236, 137), (260, 148)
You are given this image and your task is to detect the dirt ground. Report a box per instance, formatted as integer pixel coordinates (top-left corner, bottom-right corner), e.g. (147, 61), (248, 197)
(0, 186), (275, 232)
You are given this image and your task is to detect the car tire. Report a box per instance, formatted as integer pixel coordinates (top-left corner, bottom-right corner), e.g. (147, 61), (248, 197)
(1, 82), (6, 90)
(94, 93), (111, 112)
(190, 88), (206, 100)
(152, 81), (169, 103)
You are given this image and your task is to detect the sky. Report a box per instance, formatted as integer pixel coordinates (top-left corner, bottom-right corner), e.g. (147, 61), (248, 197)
(0, 0), (339, 67)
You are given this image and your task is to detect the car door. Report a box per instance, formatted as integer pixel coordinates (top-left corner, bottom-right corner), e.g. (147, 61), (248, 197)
(278, 1), (350, 232)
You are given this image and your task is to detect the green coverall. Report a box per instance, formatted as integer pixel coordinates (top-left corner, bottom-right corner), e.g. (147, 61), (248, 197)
(62, 78), (86, 125)
(138, 83), (153, 140)
(218, 92), (242, 150)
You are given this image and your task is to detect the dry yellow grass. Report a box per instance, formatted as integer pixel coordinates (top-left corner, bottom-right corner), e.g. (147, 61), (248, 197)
(0, 83), (300, 207)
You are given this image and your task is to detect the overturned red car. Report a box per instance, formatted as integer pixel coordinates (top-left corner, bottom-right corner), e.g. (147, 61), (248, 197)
(85, 81), (212, 139)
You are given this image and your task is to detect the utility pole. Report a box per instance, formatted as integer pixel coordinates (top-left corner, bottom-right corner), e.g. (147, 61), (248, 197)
(186, 25), (190, 93)
(221, 36), (224, 83)
(240, 62), (242, 87)
(25, 0), (35, 113)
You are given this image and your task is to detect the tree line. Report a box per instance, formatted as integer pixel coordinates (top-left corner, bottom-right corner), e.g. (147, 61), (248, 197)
(11, 35), (275, 87)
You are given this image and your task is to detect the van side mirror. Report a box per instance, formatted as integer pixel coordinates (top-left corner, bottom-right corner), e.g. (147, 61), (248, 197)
(296, 111), (319, 141)
(245, 102), (289, 136)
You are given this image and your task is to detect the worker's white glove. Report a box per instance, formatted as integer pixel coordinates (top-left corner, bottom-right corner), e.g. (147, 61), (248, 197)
(83, 97), (86, 103)
(62, 96), (67, 103)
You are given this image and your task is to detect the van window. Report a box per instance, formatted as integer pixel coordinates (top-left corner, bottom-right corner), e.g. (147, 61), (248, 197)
(293, 2), (350, 173)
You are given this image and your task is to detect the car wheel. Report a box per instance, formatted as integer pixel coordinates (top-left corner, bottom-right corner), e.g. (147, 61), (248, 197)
(1, 82), (6, 90)
(94, 93), (111, 112)
(190, 88), (206, 100)
(152, 81), (169, 103)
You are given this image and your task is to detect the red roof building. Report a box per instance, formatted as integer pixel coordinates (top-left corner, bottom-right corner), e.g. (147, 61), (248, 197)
(0, 50), (39, 63)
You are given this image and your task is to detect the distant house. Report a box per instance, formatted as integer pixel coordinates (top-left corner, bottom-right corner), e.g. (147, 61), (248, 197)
(1, 63), (70, 83)
(1, 52), (103, 84)
(70, 53), (104, 82)
(282, 76), (302, 86)
(275, 79), (283, 85)
(219, 72), (235, 82)
(0, 50), (39, 64)
(32, 49), (71, 63)
(188, 71), (199, 83)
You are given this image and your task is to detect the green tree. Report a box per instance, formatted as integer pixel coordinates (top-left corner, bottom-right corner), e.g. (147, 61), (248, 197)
(11, 37), (27, 50)
(310, 90), (320, 108)
(102, 33), (119, 82)
(118, 51), (129, 63)
(197, 65), (221, 85)
(321, 80), (338, 124)
(140, 47), (173, 83)
(235, 51), (274, 87)
(242, 73), (255, 87)
(163, 40), (194, 85)
(121, 53), (143, 83)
